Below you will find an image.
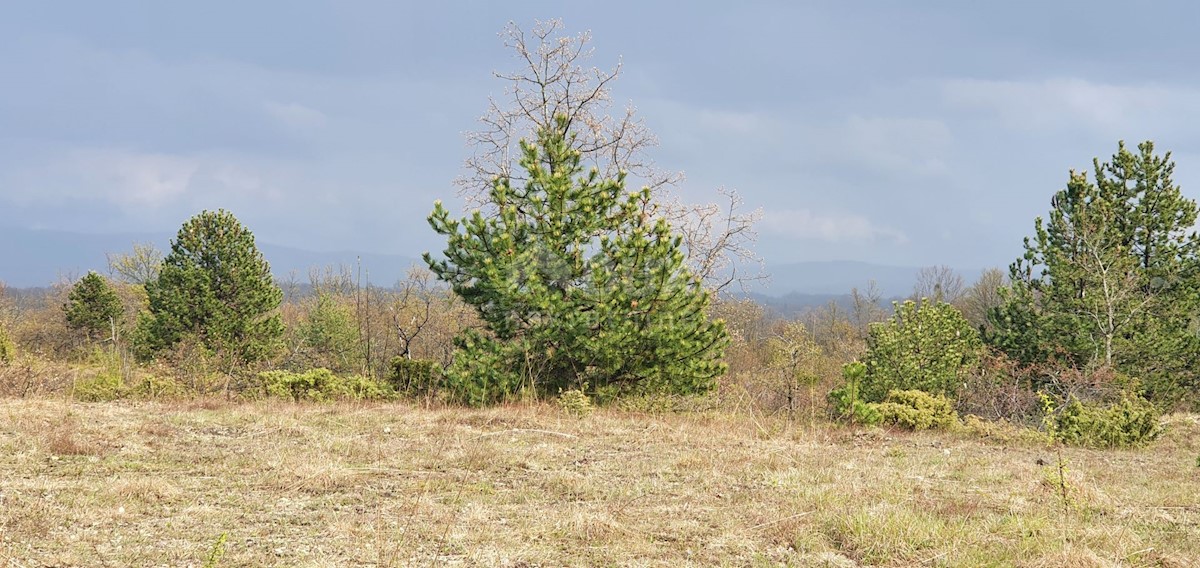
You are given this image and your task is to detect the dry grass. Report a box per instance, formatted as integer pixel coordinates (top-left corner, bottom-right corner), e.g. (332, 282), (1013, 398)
(0, 398), (1197, 567)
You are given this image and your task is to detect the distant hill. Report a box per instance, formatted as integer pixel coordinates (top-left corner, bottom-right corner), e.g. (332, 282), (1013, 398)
(0, 226), (979, 297)
(0, 226), (420, 288)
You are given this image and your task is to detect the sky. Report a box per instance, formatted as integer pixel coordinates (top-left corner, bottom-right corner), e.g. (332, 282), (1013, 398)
(4, 0), (1200, 276)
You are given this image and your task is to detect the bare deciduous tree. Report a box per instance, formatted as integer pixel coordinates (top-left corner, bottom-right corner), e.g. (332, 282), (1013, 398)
(106, 243), (163, 286)
(958, 267), (1006, 332)
(911, 265), (966, 304)
(458, 19), (763, 293)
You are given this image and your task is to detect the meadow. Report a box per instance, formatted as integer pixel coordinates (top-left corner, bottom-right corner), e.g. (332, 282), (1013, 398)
(1, 398), (1197, 567)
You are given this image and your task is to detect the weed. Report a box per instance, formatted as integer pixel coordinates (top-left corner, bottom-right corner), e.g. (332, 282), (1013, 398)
(202, 532), (228, 568)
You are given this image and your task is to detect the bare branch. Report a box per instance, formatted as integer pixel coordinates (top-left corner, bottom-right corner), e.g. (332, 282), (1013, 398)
(456, 19), (763, 294)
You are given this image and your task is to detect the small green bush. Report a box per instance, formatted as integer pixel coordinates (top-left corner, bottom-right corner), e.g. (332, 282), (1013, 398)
(386, 357), (444, 395)
(259, 368), (393, 402)
(1052, 396), (1161, 448)
(961, 414), (1050, 445)
(0, 322), (15, 364)
(74, 370), (125, 402)
(829, 362), (881, 425)
(873, 389), (959, 431)
(557, 387), (594, 417)
(133, 374), (188, 399)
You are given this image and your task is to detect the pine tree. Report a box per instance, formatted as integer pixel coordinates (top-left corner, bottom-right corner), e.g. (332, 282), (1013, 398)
(137, 210), (283, 366)
(63, 271), (123, 342)
(989, 141), (1200, 402)
(426, 116), (728, 405)
(861, 299), (981, 402)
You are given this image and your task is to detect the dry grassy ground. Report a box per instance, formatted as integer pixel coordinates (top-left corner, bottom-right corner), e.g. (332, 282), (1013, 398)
(0, 399), (1197, 567)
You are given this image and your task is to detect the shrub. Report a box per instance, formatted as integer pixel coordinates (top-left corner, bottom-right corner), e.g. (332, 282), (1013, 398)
(259, 368), (392, 402)
(955, 350), (1041, 423)
(1052, 396), (1161, 448)
(386, 357), (444, 395)
(0, 321), (14, 364)
(829, 362), (882, 426)
(132, 374), (188, 399)
(873, 389), (959, 431)
(861, 299), (981, 402)
(557, 387), (594, 417)
(74, 370), (125, 402)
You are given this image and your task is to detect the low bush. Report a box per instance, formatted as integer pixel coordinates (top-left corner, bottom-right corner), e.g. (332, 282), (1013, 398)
(259, 368), (393, 402)
(960, 414), (1050, 445)
(385, 357), (444, 395)
(873, 389), (959, 431)
(829, 362), (882, 425)
(557, 387), (594, 417)
(74, 370), (124, 402)
(132, 374), (189, 399)
(0, 321), (15, 364)
(955, 351), (1041, 424)
(1052, 396), (1161, 448)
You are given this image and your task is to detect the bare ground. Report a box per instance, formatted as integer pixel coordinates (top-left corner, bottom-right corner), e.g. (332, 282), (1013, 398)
(0, 398), (1197, 567)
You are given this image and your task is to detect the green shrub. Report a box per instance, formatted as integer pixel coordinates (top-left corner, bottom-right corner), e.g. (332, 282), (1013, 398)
(259, 368), (393, 402)
(961, 414), (1050, 445)
(0, 322), (15, 364)
(873, 389), (959, 431)
(557, 387), (594, 417)
(74, 370), (125, 402)
(861, 300), (981, 402)
(829, 362), (881, 425)
(133, 374), (188, 399)
(1052, 396), (1161, 448)
(386, 357), (444, 395)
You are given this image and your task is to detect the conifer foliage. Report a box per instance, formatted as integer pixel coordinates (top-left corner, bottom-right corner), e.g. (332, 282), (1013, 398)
(426, 116), (728, 405)
(63, 271), (123, 342)
(989, 141), (1200, 403)
(137, 210), (283, 366)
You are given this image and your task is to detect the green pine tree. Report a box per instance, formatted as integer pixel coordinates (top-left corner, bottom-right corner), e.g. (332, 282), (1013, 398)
(861, 299), (982, 402)
(989, 141), (1200, 403)
(63, 271), (123, 342)
(425, 116), (728, 405)
(137, 210), (284, 366)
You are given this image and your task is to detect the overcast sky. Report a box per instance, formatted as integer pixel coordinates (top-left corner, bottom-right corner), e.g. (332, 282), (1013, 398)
(4, 1), (1200, 274)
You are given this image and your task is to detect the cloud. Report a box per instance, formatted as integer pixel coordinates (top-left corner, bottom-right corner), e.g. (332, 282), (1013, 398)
(1, 147), (293, 213)
(71, 149), (199, 208)
(761, 208), (908, 244)
(811, 115), (954, 178)
(264, 101), (328, 130)
(941, 78), (1199, 135)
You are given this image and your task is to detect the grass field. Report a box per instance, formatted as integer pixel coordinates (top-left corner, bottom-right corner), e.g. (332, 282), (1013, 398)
(1, 398), (1197, 567)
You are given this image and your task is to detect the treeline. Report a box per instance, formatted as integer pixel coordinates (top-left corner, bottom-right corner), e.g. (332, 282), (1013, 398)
(1, 20), (1197, 454)
(0, 138), (1193, 453)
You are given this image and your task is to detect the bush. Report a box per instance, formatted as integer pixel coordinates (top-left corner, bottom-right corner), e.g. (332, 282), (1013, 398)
(259, 368), (392, 402)
(955, 350), (1041, 423)
(873, 389), (959, 431)
(0, 322), (14, 364)
(861, 300), (981, 402)
(132, 374), (188, 399)
(961, 414), (1050, 445)
(829, 362), (881, 425)
(1052, 396), (1161, 448)
(74, 370), (124, 402)
(557, 387), (594, 417)
(386, 357), (444, 395)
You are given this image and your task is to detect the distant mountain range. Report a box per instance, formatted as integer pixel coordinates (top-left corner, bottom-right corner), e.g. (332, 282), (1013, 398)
(0, 226), (979, 303)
